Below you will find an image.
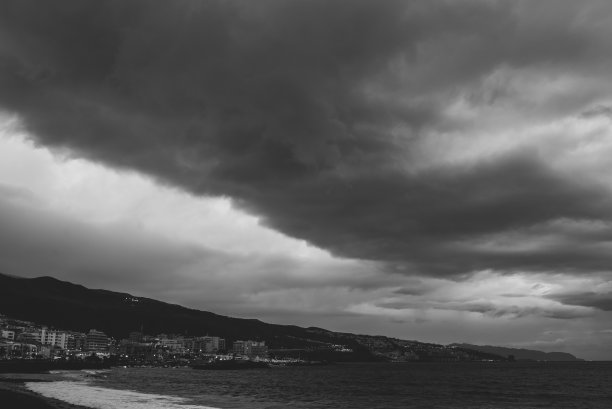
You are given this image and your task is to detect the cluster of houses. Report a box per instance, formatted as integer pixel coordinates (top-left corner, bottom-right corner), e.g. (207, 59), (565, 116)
(117, 331), (268, 365)
(0, 315), (267, 364)
(0, 317), (111, 360)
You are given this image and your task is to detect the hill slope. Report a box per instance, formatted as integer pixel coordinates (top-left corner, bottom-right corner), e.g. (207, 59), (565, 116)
(0, 273), (373, 356)
(0, 273), (583, 361)
(451, 343), (583, 361)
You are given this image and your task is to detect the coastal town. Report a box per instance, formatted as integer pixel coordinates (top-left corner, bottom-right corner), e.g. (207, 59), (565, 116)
(2, 274), (585, 368)
(0, 314), (357, 368)
(1, 313), (519, 369)
(1, 314), (260, 365)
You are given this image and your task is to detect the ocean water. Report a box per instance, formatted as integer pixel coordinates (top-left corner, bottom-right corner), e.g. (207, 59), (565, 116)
(26, 362), (612, 409)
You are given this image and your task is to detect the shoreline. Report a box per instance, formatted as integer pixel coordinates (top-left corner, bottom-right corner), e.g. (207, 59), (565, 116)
(0, 376), (91, 409)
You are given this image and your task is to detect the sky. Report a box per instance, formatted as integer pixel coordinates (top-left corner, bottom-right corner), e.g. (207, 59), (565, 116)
(0, 0), (611, 360)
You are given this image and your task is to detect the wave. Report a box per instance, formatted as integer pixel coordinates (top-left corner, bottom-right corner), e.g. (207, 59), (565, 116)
(48, 369), (108, 377)
(26, 380), (220, 409)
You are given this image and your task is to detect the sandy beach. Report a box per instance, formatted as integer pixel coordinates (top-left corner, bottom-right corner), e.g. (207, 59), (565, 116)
(0, 376), (90, 409)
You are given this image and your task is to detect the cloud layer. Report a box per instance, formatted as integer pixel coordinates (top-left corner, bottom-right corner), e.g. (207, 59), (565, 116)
(2, 0), (612, 278)
(1, 1), (612, 358)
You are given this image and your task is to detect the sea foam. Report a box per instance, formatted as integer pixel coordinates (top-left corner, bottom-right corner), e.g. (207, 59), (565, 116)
(26, 380), (220, 409)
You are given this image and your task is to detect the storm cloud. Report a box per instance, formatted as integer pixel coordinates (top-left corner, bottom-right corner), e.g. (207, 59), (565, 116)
(549, 291), (612, 312)
(2, 0), (612, 280)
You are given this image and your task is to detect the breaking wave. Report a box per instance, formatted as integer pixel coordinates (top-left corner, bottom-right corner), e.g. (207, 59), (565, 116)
(26, 371), (219, 409)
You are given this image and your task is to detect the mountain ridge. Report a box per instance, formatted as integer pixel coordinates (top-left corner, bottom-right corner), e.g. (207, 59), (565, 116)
(0, 273), (583, 362)
(450, 343), (584, 362)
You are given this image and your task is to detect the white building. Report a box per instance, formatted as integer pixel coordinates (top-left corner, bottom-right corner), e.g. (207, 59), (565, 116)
(41, 329), (69, 349)
(0, 330), (15, 341)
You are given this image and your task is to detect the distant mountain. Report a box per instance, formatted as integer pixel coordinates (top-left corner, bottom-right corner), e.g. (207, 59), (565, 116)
(0, 273), (582, 362)
(0, 273), (377, 360)
(451, 343), (584, 361)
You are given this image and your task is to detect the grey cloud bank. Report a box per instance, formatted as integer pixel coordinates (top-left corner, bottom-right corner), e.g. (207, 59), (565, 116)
(1, 0), (612, 358)
(2, 0), (612, 277)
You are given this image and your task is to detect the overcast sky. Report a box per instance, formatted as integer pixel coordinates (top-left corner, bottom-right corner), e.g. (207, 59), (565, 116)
(1, 0), (612, 360)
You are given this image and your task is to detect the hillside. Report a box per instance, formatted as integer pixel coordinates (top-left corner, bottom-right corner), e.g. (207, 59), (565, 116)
(0, 273), (583, 361)
(451, 343), (584, 362)
(0, 273), (379, 359)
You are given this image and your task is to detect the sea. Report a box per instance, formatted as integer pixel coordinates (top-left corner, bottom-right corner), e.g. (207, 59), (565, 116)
(26, 362), (612, 409)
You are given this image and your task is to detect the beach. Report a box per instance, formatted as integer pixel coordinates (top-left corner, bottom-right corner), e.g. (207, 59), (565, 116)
(1, 370), (220, 409)
(0, 375), (90, 409)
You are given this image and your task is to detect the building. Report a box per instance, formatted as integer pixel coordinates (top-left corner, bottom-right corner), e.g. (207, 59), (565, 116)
(40, 329), (69, 350)
(86, 329), (109, 352)
(0, 330), (15, 341)
(118, 339), (156, 362)
(232, 340), (268, 358)
(129, 331), (144, 342)
(232, 340), (246, 355)
(159, 337), (185, 352)
(67, 332), (87, 351)
(249, 342), (268, 358)
(192, 336), (226, 353)
(16, 331), (41, 344)
(39, 344), (63, 359)
(1, 341), (38, 359)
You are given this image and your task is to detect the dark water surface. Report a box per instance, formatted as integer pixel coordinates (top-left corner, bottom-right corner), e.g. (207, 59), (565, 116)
(88, 362), (612, 409)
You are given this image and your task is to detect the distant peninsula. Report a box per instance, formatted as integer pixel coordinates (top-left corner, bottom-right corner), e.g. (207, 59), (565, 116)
(450, 343), (584, 362)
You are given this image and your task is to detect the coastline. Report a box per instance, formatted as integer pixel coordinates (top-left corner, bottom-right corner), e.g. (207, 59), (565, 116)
(1, 369), (223, 409)
(0, 376), (91, 409)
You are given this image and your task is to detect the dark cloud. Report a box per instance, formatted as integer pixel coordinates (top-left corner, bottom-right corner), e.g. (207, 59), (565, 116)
(580, 105), (612, 119)
(501, 294), (527, 298)
(393, 287), (431, 297)
(1, 0), (612, 277)
(549, 291), (612, 311)
(375, 299), (592, 320)
(488, 306), (593, 320)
